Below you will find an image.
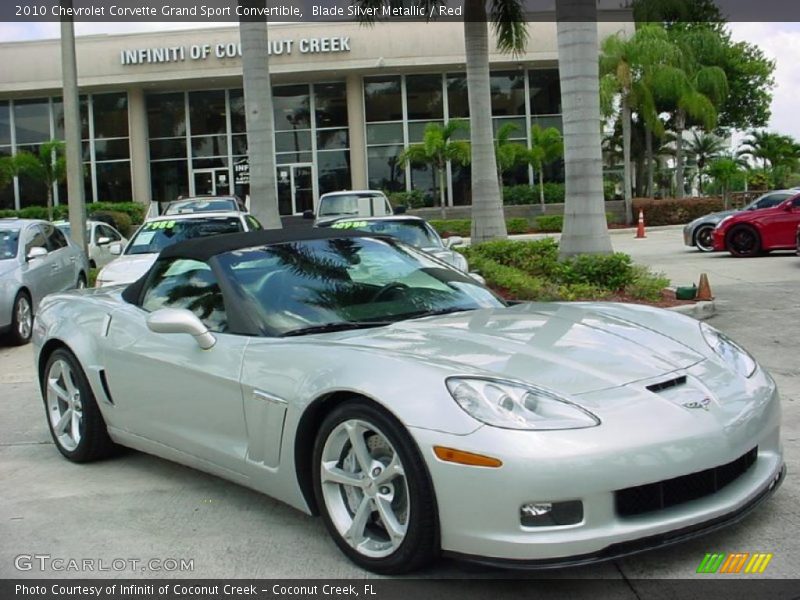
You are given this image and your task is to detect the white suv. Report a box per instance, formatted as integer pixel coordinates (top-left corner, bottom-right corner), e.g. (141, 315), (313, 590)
(308, 190), (394, 227)
(95, 211), (262, 287)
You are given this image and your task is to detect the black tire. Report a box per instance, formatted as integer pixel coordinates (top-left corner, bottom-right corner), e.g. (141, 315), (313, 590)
(312, 399), (438, 574)
(693, 224), (716, 252)
(8, 291), (33, 346)
(41, 348), (118, 462)
(726, 225), (761, 258)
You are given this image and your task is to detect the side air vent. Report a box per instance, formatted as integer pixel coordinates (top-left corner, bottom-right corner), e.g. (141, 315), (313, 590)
(646, 375), (687, 394)
(99, 370), (115, 405)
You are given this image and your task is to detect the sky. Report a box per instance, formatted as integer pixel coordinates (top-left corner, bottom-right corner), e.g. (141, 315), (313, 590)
(1, 20), (799, 144)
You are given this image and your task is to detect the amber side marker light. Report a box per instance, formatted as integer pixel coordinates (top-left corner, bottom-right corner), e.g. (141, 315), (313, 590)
(433, 446), (503, 468)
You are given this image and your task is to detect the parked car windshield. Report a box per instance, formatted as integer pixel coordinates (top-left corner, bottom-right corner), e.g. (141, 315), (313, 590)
(127, 217), (243, 256)
(329, 220), (441, 248)
(216, 237), (501, 336)
(0, 227), (20, 259)
(318, 193), (384, 216)
(164, 198), (240, 215)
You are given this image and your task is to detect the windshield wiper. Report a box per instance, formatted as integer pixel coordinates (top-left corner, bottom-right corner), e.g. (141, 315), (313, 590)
(392, 307), (475, 322)
(281, 321), (393, 337)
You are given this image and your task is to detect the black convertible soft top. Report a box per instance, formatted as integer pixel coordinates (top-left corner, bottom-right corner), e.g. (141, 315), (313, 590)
(158, 227), (372, 262)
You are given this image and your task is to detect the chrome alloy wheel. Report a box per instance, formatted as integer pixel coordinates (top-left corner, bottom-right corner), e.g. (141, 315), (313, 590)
(16, 295), (32, 340)
(46, 358), (83, 452)
(320, 419), (409, 558)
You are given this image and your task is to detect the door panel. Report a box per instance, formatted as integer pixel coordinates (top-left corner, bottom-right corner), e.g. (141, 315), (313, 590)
(193, 171), (215, 196)
(276, 166), (293, 215)
(292, 165), (314, 214)
(20, 225), (53, 308)
(102, 305), (250, 473)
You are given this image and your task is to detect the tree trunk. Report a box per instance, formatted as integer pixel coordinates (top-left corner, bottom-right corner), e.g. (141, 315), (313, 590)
(239, 6), (281, 229)
(60, 5), (88, 257)
(538, 168), (546, 213)
(555, 0), (612, 257)
(464, 0), (506, 243)
(621, 97), (633, 224)
(674, 110), (685, 199)
(46, 185), (53, 222)
(438, 165), (446, 219)
(645, 126), (654, 198)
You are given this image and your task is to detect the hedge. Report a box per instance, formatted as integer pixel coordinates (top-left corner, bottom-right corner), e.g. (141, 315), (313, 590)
(503, 181), (617, 205)
(0, 202), (146, 227)
(429, 218), (531, 237)
(632, 197), (724, 226)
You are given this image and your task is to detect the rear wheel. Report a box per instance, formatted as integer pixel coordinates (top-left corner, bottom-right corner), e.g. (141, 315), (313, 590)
(312, 400), (437, 574)
(42, 348), (117, 462)
(8, 291), (32, 345)
(693, 224), (716, 252)
(726, 225), (761, 257)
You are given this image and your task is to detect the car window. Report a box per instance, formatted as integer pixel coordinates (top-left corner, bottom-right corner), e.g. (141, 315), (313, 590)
(330, 220), (440, 248)
(141, 258), (228, 332)
(754, 193), (790, 209)
(165, 198), (238, 215)
(24, 225), (48, 255)
(42, 223), (68, 251)
(246, 215), (263, 231)
(792, 197), (800, 208)
(98, 224), (122, 242)
(126, 217), (244, 255)
(0, 228), (20, 259)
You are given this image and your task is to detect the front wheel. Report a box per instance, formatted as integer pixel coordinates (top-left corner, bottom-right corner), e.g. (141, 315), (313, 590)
(312, 400), (438, 574)
(694, 225), (716, 252)
(8, 291), (33, 345)
(42, 348), (117, 462)
(726, 226), (761, 257)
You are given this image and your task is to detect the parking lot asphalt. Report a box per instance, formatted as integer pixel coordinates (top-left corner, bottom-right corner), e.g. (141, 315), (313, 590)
(0, 226), (798, 586)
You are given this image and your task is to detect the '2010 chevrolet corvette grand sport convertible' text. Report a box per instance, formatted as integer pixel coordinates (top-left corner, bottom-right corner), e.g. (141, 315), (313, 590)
(32, 229), (784, 573)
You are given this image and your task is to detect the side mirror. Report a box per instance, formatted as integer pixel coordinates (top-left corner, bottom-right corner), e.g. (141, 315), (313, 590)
(394, 205), (407, 214)
(26, 246), (48, 261)
(302, 209), (315, 220)
(108, 242), (123, 255)
(146, 308), (216, 350)
(446, 236), (464, 248)
(97, 236), (111, 246)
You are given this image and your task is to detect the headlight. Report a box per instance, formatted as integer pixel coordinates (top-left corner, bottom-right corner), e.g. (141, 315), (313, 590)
(446, 377), (600, 430)
(699, 322), (757, 378)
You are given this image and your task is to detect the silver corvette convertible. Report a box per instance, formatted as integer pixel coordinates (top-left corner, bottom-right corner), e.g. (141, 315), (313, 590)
(32, 229), (784, 573)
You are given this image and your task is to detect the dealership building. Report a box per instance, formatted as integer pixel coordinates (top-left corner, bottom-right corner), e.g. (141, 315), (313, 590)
(0, 21), (629, 214)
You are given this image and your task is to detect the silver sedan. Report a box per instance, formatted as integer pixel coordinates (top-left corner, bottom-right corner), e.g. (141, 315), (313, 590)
(32, 229), (783, 573)
(1, 218), (88, 345)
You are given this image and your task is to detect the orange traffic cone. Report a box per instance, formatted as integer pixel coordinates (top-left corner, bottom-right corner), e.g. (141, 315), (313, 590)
(635, 209), (646, 239)
(696, 273), (714, 301)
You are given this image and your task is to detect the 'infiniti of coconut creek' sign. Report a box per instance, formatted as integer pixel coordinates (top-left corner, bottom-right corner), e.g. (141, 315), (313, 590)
(120, 37), (350, 65)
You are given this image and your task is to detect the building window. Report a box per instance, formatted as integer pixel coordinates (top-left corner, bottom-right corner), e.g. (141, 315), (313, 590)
(367, 145), (405, 192)
(92, 93), (129, 138)
(447, 74), (469, 119)
(147, 92), (186, 138)
(13, 99), (50, 145)
(315, 82), (348, 128)
(364, 77), (403, 122)
(405, 74), (443, 121)
(529, 69), (561, 115)
(274, 85), (311, 131)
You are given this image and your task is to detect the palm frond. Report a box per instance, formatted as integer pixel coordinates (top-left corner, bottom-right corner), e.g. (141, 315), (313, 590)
(489, 0), (528, 56)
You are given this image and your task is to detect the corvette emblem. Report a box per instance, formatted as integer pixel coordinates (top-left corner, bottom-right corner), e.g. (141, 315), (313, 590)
(683, 397), (712, 411)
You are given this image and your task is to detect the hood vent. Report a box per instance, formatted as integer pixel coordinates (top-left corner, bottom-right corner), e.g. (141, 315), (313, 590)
(646, 375), (687, 394)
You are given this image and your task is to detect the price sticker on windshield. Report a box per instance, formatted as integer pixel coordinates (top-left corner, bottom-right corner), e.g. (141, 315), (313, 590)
(331, 220), (368, 229)
(144, 220), (176, 230)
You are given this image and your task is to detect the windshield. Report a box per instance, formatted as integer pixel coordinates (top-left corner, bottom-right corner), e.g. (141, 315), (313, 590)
(55, 223), (89, 240)
(127, 217), (243, 256)
(329, 220), (441, 249)
(164, 198), (239, 215)
(216, 237), (501, 336)
(0, 228), (20, 260)
(318, 193), (385, 217)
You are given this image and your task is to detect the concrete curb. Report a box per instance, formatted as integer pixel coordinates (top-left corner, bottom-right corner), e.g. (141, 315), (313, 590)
(667, 300), (716, 320)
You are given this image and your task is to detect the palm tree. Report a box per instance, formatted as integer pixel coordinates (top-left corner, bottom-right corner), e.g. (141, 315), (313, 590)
(600, 24), (675, 221)
(737, 131), (800, 187)
(399, 121), (471, 219)
(686, 131), (726, 194)
(13, 140), (67, 221)
(650, 29), (728, 198)
(494, 122), (527, 193)
(526, 124), (564, 213)
(463, 0), (527, 242)
(707, 154), (745, 210)
(556, 0), (613, 257)
(0, 156), (13, 192)
(239, 2), (281, 229)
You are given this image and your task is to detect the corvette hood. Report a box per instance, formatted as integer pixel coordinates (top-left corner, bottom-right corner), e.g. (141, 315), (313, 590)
(97, 253), (156, 286)
(332, 303), (705, 395)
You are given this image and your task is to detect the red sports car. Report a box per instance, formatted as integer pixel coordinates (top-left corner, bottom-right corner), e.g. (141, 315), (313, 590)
(713, 193), (800, 257)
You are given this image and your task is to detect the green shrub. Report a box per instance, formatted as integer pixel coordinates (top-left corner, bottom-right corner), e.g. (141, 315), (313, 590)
(503, 185), (536, 205)
(388, 190), (427, 209)
(506, 217), (530, 234)
(462, 238), (560, 278)
(559, 253), (635, 291)
(90, 210), (134, 237)
(543, 182), (566, 204)
(603, 180), (617, 201)
(429, 219), (471, 237)
(535, 215), (564, 232)
(92, 201), (146, 225)
(18, 206), (49, 219)
(624, 266), (670, 301)
(0, 209), (17, 218)
(632, 197), (724, 226)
